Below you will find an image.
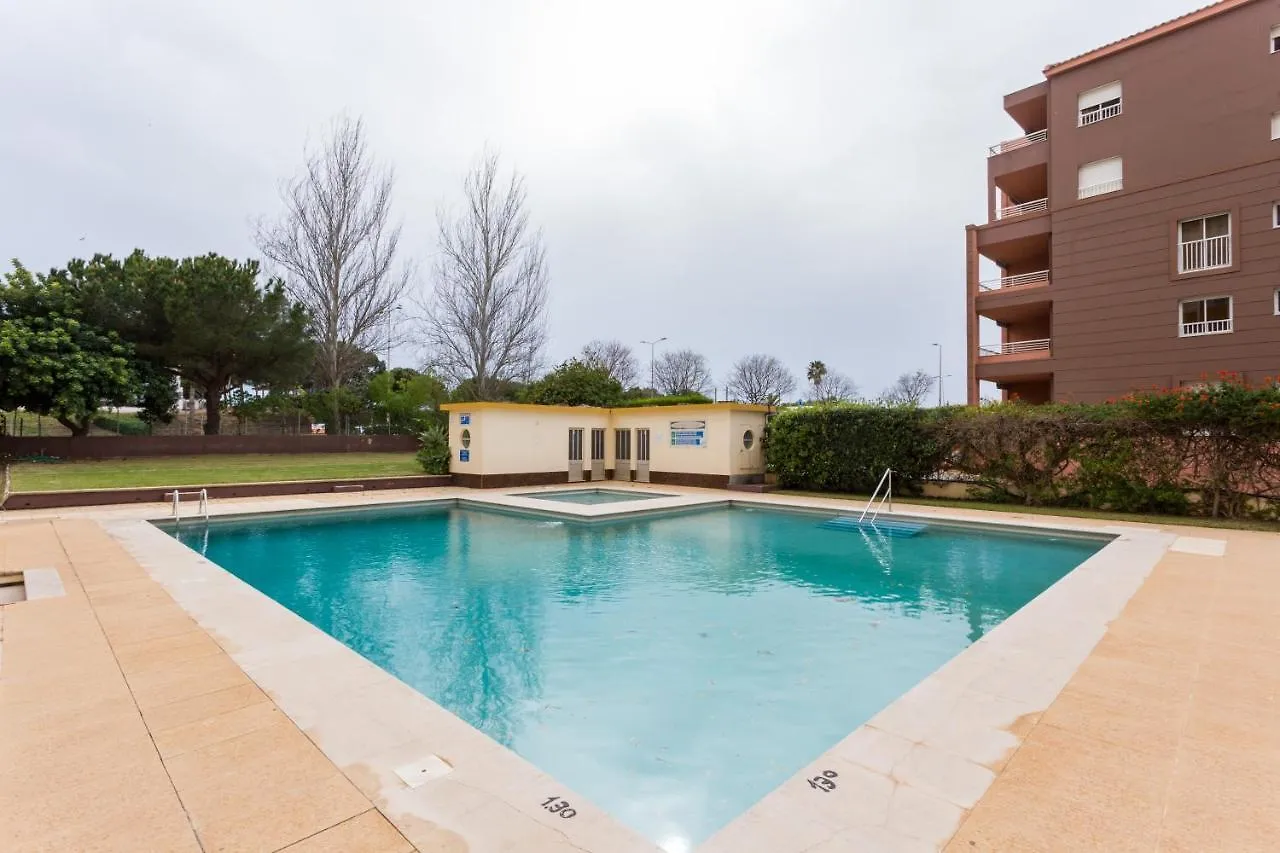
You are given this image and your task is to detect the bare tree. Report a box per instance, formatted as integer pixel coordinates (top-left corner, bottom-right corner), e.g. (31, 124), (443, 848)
(581, 339), (638, 388)
(814, 371), (858, 403)
(422, 152), (548, 398)
(256, 116), (410, 428)
(726, 354), (796, 404)
(654, 349), (712, 396)
(880, 369), (937, 406)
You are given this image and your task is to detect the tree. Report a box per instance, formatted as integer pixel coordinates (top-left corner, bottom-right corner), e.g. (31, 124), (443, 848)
(367, 368), (448, 433)
(522, 359), (623, 407)
(580, 339), (638, 388)
(653, 349), (712, 396)
(256, 116), (411, 428)
(725, 354), (796, 405)
(0, 262), (137, 436)
(881, 370), (937, 407)
(422, 152), (549, 399)
(62, 252), (314, 435)
(158, 255), (314, 434)
(814, 372), (858, 403)
(806, 360), (827, 389)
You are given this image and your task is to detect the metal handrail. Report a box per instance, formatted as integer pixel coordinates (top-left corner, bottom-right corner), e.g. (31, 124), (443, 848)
(170, 488), (209, 521)
(994, 197), (1048, 220)
(859, 468), (894, 523)
(978, 270), (1049, 292)
(978, 338), (1051, 357)
(987, 129), (1047, 156)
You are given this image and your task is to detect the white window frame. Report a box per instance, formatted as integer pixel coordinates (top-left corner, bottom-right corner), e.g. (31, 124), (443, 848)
(1273, 111), (1280, 140)
(1179, 296), (1234, 337)
(1078, 156), (1124, 199)
(1177, 213), (1232, 273)
(1078, 82), (1122, 126)
(1274, 288), (1280, 316)
(1275, 202), (1280, 228)
(1272, 24), (1280, 53)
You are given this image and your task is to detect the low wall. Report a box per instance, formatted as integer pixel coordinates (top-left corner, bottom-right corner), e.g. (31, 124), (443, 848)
(4, 474), (453, 510)
(0, 434), (419, 460)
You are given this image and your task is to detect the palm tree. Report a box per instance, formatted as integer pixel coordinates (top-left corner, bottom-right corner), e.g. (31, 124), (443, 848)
(806, 360), (827, 390)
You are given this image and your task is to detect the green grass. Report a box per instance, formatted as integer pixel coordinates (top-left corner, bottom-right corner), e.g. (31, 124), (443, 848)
(778, 489), (1280, 533)
(11, 453), (423, 492)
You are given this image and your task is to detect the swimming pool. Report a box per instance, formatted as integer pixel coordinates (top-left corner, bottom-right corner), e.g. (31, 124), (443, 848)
(167, 503), (1102, 848)
(517, 488), (674, 504)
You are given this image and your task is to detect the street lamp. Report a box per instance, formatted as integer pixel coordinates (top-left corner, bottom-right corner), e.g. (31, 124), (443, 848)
(931, 342), (944, 407)
(386, 305), (403, 370)
(640, 337), (668, 392)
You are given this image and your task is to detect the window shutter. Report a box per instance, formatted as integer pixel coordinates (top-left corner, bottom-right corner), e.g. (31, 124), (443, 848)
(1078, 82), (1121, 111)
(1272, 111), (1280, 140)
(1078, 157), (1123, 197)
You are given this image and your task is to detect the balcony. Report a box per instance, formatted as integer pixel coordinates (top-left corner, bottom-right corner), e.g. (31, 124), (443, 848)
(979, 338), (1051, 357)
(1079, 100), (1122, 126)
(978, 270), (1048, 292)
(987, 129), (1047, 157)
(1181, 318), (1233, 337)
(995, 197), (1048, 220)
(1078, 178), (1123, 199)
(1178, 235), (1231, 273)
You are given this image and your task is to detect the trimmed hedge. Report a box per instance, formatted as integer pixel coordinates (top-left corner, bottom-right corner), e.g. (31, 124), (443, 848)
(764, 377), (1280, 519)
(763, 403), (948, 494)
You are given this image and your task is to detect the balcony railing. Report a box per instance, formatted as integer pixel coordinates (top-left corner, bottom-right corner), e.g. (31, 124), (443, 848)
(1078, 178), (1123, 199)
(987, 129), (1047, 156)
(1178, 235), (1231, 273)
(1079, 101), (1122, 126)
(978, 270), (1050, 292)
(1181, 318), (1233, 337)
(994, 197), (1048, 220)
(979, 338), (1051, 357)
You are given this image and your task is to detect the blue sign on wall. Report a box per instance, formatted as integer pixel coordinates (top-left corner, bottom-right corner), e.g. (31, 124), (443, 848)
(459, 413), (471, 425)
(459, 449), (470, 462)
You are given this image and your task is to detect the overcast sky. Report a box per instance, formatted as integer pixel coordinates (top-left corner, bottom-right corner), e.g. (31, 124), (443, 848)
(1, 0), (1196, 402)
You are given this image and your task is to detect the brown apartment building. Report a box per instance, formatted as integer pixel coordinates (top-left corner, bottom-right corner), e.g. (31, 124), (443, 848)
(966, 0), (1280, 404)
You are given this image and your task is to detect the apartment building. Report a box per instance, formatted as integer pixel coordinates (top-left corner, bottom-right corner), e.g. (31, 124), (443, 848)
(965, 0), (1280, 404)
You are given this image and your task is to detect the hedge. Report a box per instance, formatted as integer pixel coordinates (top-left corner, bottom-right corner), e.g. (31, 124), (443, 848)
(764, 375), (1280, 519)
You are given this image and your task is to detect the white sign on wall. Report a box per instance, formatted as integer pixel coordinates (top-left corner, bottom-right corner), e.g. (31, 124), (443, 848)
(670, 420), (707, 447)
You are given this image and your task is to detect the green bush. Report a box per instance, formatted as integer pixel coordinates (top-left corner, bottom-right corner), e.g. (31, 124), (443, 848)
(416, 423), (450, 475)
(92, 413), (150, 435)
(613, 393), (713, 408)
(764, 403), (949, 493)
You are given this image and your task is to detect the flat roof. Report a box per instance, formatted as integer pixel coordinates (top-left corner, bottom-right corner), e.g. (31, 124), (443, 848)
(1044, 0), (1256, 76)
(439, 401), (772, 414)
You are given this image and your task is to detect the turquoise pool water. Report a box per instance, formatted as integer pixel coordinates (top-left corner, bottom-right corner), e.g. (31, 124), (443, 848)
(168, 505), (1102, 848)
(518, 488), (673, 504)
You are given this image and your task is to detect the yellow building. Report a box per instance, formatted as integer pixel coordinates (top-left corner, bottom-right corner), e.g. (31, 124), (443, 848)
(439, 402), (770, 488)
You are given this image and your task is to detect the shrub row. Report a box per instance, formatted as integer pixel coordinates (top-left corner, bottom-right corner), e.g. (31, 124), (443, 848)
(764, 377), (1280, 519)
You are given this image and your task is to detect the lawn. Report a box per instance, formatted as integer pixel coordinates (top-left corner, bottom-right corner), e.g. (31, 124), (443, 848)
(11, 453), (423, 492)
(778, 489), (1280, 533)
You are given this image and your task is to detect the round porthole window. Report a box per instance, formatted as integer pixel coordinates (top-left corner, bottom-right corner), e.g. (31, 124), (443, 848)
(461, 429), (472, 448)
(743, 429), (755, 450)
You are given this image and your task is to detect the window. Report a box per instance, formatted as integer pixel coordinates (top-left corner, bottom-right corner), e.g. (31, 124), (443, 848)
(1078, 157), (1123, 199)
(1180, 296), (1233, 336)
(1275, 289), (1280, 316)
(1275, 203), (1280, 228)
(614, 428), (631, 461)
(1273, 112), (1280, 140)
(568, 428), (583, 462)
(460, 429), (471, 448)
(590, 428), (606, 461)
(1272, 24), (1280, 53)
(636, 428), (651, 462)
(1178, 213), (1231, 272)
(1078, 82), (1122, 125)
(742, 430), (755, 450)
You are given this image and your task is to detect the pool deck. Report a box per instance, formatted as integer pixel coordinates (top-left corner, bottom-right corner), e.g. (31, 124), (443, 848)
(1, 485), (1276, 852)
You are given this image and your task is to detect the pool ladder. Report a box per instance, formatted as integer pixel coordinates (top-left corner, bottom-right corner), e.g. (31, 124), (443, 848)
(169, 488), (209, 522)
(858, 468), (893, 523)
